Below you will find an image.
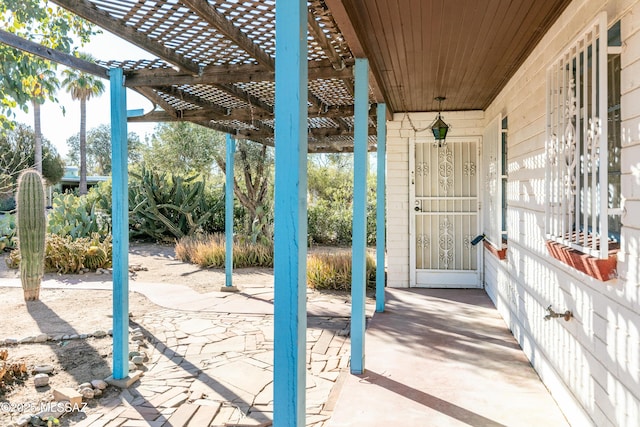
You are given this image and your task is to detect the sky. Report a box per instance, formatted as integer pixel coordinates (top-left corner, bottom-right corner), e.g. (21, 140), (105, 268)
(12, 30), (159, 159)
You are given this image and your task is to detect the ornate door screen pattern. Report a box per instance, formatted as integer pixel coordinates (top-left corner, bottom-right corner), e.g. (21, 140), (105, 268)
(411, 139), (480, 288)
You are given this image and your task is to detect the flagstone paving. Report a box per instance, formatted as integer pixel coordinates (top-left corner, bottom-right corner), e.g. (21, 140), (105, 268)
(72, 309), (354, 427)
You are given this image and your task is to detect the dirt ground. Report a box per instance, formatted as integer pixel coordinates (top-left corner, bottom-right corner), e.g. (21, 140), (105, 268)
(0, 242), (279, 426)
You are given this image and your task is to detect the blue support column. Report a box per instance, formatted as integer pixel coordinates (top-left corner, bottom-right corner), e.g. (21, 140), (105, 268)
(376, 104), (386, 313)
(351, 58), (369, 375)
(274, 1), (308, 425)
(109, 68), (129, 380)
(225, 134), (235, 288)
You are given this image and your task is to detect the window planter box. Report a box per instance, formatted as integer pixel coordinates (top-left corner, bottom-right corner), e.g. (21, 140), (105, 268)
(545, 240), (618, 282)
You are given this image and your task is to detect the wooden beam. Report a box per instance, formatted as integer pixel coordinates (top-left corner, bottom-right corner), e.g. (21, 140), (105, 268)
(125, 61), (354, 87)
(155, 86), (230, 117)
(129, 103), (370, 123)
(0, 29), (109, 78)
(323, 0), (392, 117)
(51, 0), (200, 74)
(216, 83), (274, 114)
(307, 11), (345, 70)
(180, 0), (275, 70)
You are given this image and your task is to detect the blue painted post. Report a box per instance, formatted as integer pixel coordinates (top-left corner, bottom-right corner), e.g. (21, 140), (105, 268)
(351, 58), (369, 375)
(109, 68), (129, 380)
(225, 134), (235, 288)
(376, 104), (386, 313)
(274, 1), (307, 425)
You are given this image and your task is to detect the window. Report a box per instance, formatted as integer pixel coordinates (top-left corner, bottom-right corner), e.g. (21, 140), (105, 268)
(545, 13), (621, 260)
(482, 114), (507, 254)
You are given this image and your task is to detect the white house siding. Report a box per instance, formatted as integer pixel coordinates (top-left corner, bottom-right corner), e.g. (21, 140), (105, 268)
(386, 0), (640, 425)
(479, 1), (640, 426)
(386, 111), (483, 288)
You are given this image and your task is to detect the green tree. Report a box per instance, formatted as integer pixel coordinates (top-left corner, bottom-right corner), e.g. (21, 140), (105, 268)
(61, 53), (106, 195)
(0, 0), (96, 129)
(0, 123), (65, 191)
(144, 122), (221, 179)
(66, 124), (143, 175)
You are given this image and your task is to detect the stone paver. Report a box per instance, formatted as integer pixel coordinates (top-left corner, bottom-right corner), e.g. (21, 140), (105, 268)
(76, 306), (360, 427)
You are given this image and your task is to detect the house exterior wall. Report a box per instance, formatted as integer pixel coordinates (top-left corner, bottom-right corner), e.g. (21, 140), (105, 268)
(386, 0), (640, 425)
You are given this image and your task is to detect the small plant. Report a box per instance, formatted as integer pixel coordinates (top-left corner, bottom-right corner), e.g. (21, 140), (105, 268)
(83, 245), (108, 270)
(0, 349), (28, 395)
(16, 169), (46, 301)
(306, 251), (376, 291)
(0, 213), (17, 251)
(48, 192), (111, 239)
(8, 233), (112, 274)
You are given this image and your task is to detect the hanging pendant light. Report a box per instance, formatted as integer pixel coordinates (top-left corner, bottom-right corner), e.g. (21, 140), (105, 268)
(431, 96), (450, 148)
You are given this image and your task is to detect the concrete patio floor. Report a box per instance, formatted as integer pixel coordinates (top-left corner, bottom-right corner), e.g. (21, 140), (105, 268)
(328, 288), (570, 427)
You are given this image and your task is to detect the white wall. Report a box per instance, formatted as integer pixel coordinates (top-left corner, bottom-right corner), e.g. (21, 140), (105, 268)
(386, 0), (640, 425)
(481, 1), (640, 426)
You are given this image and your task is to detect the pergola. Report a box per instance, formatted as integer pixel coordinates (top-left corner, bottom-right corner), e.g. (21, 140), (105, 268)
(1, 0), (572, 425)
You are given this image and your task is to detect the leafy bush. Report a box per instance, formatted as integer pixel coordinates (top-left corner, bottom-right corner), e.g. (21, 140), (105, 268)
(306, 251), (376, 291)
(175, 233), (273, 268)
(47, 193), (111, 239)
(7, 233), (112, 274)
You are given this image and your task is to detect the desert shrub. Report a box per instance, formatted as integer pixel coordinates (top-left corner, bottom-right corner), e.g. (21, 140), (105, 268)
(7, 233), (112, 273)
(306, 251), (376, 291)
(175, 233), (273, 268)
(47, 192), (111, 239)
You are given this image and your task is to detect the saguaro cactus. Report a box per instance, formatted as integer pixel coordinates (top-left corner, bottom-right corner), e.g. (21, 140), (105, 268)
(16, 169), (46, 301)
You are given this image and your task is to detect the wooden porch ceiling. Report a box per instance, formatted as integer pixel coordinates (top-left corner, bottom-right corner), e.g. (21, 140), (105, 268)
(332, 0), (573, 112)
(43, 0), (571, 151)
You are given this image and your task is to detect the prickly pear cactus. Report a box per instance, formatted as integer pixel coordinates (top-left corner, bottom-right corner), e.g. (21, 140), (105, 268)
(16, 169), (46, 301)
(84, 245), (107, 270)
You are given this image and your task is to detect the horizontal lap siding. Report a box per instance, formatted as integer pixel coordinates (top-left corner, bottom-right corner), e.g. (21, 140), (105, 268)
(481, 0), (640, 425)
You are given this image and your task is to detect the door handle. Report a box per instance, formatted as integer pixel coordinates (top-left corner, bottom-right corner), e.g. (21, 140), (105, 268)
(414, 206), (421, 212)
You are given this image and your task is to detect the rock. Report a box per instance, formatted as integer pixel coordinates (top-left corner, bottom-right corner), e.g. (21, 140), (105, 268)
(62, 335), (70, 340)
(33, 365), (54, 374)
(69, 334), (79, 340)
(131, 356), (144, 365)
(108, 329), (113, 336)
(79, 387), (95, 399)
(15, 414), (32, 427)
(91, 379), (108, 390)
(34, 333), (48, 343)
(78, 382), (92, 390)
(34, 373), (50, 387)
(52, 335), (64, 341)
(131, 333), (144, 341)
(5, 338), (18, 345)
(93, 330), (107, 338)
(128, 361), (137, 371)
(128, 351), (141, 359)
(79, 333), (88, 339)
(93, 388), (102, 397)
(18, 336), (35, 344)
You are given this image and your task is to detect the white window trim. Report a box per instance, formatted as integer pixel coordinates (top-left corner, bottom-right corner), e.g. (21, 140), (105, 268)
(545, 12), (611, 259)
(482, 114), (504, 249)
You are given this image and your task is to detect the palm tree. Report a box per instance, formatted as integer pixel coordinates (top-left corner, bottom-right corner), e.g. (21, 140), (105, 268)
(61, 53), (105, 195)
(22, 60), (59, 174)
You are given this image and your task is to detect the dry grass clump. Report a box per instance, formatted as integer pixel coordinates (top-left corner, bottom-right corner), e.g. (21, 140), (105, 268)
(306, 251), (376, 291)
(175, 233), (273, 268)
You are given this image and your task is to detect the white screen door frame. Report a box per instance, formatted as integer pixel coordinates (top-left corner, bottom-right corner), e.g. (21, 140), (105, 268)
(409, 136), (482, 288)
